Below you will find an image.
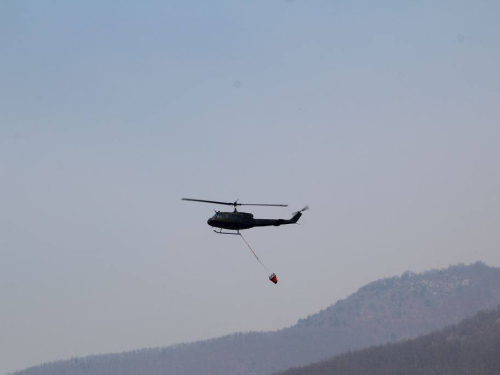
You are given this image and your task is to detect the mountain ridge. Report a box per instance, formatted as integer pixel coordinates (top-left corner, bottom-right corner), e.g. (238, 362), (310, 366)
(11, 261), (500, 375)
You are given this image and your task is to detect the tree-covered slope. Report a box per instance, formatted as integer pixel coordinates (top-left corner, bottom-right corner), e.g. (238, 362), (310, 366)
(11, 262), (500, 375)
(277, 305), (500, 375)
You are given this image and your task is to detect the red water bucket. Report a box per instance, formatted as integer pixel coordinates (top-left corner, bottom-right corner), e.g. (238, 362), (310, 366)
(269, 273), (278, 284)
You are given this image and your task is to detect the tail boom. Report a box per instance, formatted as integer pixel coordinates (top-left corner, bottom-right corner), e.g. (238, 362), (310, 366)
(253, 209), (304, 227)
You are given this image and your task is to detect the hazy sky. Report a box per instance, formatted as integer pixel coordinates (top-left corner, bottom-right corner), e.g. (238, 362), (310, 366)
(1, 1), (500, 374)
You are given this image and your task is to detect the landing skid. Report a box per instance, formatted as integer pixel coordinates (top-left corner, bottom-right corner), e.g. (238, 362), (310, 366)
(214, 228), (241, 235)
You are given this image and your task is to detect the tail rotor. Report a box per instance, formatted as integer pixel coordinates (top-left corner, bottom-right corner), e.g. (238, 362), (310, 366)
(290, 205), (309, 223)
(292, 205), (309, 216)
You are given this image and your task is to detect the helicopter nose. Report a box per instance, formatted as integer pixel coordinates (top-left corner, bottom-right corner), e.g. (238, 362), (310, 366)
(207, 218), (213, 226)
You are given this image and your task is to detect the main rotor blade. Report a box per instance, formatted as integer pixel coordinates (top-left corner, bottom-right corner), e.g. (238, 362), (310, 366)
(239, 203), (288, 207)
(182, 198), (288, 207)
(181, 198), (234, 206)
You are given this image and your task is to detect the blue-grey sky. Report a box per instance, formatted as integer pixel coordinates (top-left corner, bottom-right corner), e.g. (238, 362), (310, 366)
(1, 1), (500, 374)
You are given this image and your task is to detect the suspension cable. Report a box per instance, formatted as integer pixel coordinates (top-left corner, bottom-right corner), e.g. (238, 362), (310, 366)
(239, 233), (270, 274)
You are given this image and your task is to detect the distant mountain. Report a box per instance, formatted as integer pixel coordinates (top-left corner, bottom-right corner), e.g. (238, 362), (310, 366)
(276, 305), (500, 375)
(11, 262), (500, 375)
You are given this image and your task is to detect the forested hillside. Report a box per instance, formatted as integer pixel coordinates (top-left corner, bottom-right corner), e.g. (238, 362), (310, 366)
(277, 305), (500, 375)
(11, 262), (500, 375)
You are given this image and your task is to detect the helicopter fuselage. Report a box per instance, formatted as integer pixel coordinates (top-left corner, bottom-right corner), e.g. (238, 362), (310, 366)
(207, 211), (302, 231)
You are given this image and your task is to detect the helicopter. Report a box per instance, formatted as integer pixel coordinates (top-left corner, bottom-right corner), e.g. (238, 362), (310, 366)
(182, 198), (309, 235)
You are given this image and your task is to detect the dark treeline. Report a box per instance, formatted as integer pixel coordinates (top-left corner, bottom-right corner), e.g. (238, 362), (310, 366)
(10, 262), (500, 375)
(277, 305), (500, 375)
